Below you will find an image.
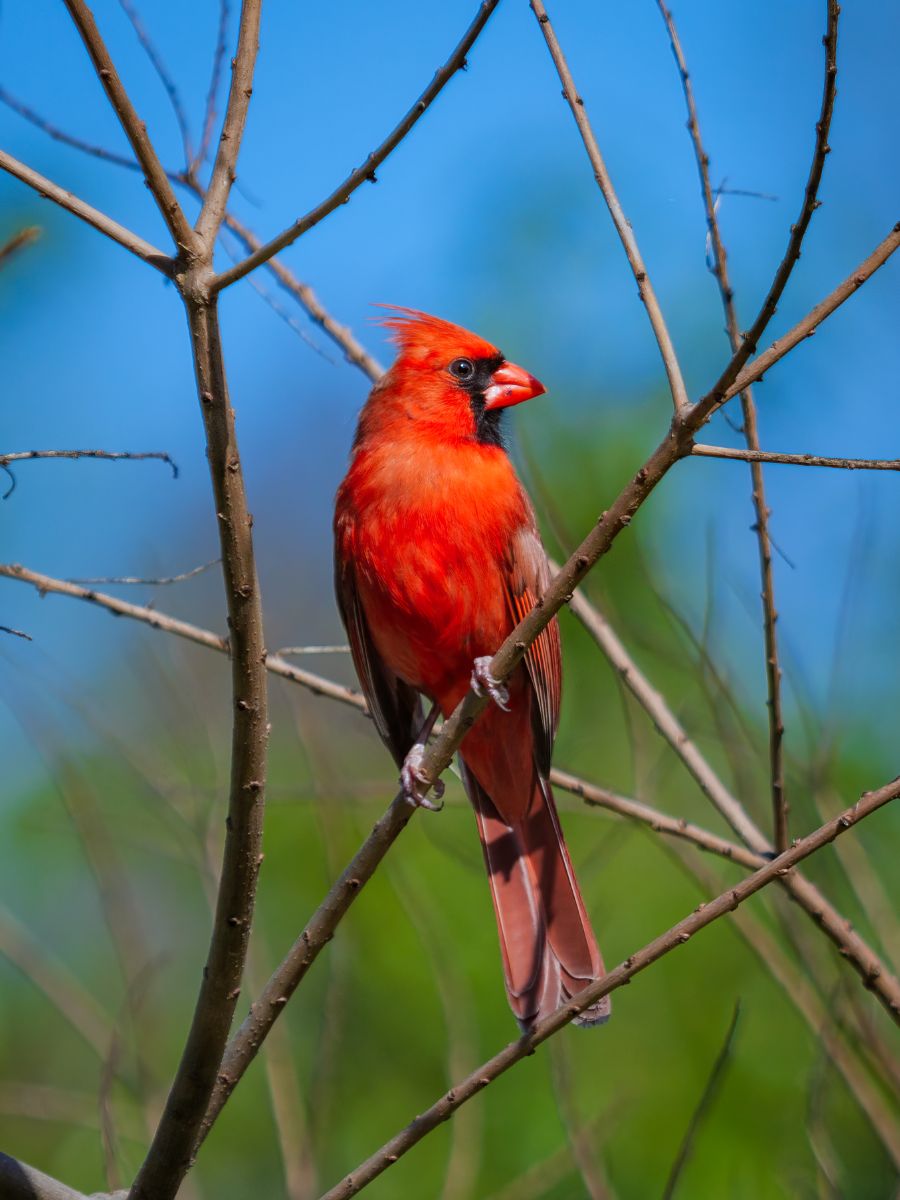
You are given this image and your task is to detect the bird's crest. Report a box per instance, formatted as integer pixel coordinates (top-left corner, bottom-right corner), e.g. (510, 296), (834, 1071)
(374, 305), (501, 362)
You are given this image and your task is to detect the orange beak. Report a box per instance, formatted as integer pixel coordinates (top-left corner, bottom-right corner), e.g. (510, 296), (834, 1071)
(483, 361), (546, 410)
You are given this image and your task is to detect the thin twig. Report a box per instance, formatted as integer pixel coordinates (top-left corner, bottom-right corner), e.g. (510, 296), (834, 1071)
(61, 0), (198, 254)
(210, 0), (503, 292)
(195, 0), (262, 246)
(529, 0), (690, 414)
(0, 450), (178, 500)
(193, 1), (231, 174)
(117, 0), (195, 166)
(314, 776), (900, 1200)
(661, 1002), (742, 1199)
(657, 0), (790, 850)
(67, 560), (219, 587)
(0, 624), (32, 640)
(0, 149), (172, 272)
(692, 445), (900, 472)
(275, 644), (351, 656)
(693, 0), (839, 417)
(0, 225), (41, 267)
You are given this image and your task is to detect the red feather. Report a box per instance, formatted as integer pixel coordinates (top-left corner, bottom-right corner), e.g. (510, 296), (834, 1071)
(334, 309), (607, 1028)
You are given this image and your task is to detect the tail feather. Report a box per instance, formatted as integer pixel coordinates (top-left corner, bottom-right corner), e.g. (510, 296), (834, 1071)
(460, 760), (609, 1030)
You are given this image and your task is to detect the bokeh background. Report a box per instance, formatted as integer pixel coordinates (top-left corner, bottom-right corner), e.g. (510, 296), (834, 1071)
(1, 2), (898, 1197)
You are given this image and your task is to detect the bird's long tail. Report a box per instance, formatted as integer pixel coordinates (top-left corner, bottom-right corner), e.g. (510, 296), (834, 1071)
(460, 760), (609, 1030)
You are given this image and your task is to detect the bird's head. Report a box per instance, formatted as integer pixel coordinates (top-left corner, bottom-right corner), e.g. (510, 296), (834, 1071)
(374, 307), (545, 447)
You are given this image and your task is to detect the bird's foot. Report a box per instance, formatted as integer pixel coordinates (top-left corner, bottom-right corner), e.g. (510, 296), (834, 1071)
(400, 743), (445, 812)
(471, 656), (510, 711)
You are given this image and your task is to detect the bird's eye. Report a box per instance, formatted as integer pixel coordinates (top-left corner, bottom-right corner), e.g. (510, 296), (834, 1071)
(449, 357), (475, 381)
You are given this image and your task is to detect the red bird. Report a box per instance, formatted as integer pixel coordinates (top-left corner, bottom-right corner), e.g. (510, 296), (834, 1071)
(333, 309), (607, 1029)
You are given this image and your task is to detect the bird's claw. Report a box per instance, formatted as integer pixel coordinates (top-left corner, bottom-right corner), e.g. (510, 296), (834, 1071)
(471, 656), (510, 711)
(400, 743), (445, 812)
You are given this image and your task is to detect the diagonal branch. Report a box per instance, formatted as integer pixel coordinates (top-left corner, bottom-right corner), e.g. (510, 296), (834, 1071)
(692, 445), (900, 471)
(315, 776), (900, 1200)
(657, 0), (789, 850)
(210, 0), (503, 292)
(529, 0), (690, 414)
(61, 0), (198, 254)
(0, 149), (172, 272)
(195, 0), (262, 247)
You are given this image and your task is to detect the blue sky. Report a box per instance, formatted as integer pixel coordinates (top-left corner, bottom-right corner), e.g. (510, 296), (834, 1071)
(1, 1), (898, 783)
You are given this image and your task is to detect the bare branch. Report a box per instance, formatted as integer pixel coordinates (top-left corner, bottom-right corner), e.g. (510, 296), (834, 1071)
(66, 560), (219, 587)
(695, 0), (839, 415)
(656, 0), (789, 852)
(529, 0), (690, 414)
(195, 0), (262, 246)
(0, 623), (31, 641)
(0, 450), (178, 500)
(193, 1), (232, 174)
(116, 0), (194, 166)
(0, 563), (364, 710)
(0, 224), (41, 267)
(692, 444), (900, 472)
(210, 0), (503, 292)
(0, 149), (172, 272)
(315, 776), (900, 1200)
(61, 0), (197, 254)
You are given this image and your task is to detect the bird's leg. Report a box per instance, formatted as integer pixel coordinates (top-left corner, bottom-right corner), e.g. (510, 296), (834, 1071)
(400, 702), (444, 811)
(471, 656), (510, 711)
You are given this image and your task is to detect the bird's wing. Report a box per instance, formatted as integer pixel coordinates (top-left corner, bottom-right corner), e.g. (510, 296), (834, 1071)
(334, 555), (424, 768)
(504, 523), (562, 774)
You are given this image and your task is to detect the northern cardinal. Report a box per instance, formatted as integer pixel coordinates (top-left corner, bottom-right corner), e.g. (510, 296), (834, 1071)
(333, 308), (607, 1029)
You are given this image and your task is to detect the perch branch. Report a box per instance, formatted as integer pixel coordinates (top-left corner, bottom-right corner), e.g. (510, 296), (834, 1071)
(657, 0), (788, 850)
(530, 0), (690, 414)
(210, 0), (503, 292)
(0, 149), (172, 272)
(316, 775), (900, 1200)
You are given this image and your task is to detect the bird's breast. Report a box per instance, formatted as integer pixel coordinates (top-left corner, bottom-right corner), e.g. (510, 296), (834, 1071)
(337, 438), (527, 704)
